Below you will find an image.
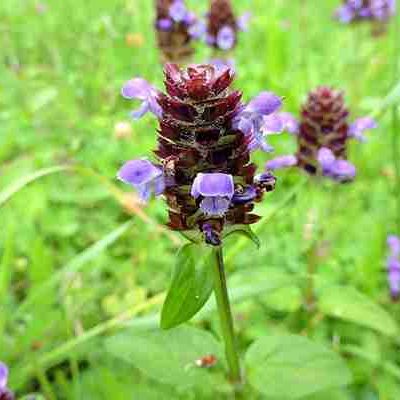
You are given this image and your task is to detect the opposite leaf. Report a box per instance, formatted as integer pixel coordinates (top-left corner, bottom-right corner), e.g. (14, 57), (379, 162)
(161, 243), (214, 329)
(318, 285), (399, 338)
(105, 326), (223, 390)
(245, 334), (352, 399)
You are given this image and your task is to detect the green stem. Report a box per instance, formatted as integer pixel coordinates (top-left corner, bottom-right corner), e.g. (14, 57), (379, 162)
(212, 246), (242, 385)
(392, 12), (400, 233)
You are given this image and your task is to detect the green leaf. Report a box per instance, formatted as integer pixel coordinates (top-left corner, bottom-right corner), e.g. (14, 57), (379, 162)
(161, 243), (214, 329)
(224, 225), (260, 249)
(245, 335), (352, 399)
(105, 326), (223, 389)
(318, 285), (399, 338)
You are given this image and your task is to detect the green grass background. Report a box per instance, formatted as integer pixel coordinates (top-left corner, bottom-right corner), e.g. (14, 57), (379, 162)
(0, 0), (399, 398)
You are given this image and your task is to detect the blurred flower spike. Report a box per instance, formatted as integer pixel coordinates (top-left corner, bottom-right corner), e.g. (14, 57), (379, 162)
(118, 63), (282, 245)
(266, 86), (377, 183)
(387, 235), (400, 301)
(206, 0), (251, 51)
(155, 0), (202, 62)
(335, 0), (396, 24)
(0, 362), (14, 400)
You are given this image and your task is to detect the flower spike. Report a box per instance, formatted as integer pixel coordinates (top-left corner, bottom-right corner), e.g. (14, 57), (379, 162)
(118, 64), (282, 245)
(206, 0), (250, 51)
(265, 86), (377, 182)
(155, 0), (200, 63)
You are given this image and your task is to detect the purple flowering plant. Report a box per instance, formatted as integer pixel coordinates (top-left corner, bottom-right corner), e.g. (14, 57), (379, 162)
(266, 86), (377, 183)
(155, 0), (202, 62)
(117, 62), (285, 385)
(335, 0), (396, 24)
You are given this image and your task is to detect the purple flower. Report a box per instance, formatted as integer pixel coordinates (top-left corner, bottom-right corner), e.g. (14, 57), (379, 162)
(348, 117), (377, 142)
(121, 78), (162, 119)
(388, 235), (400, 256)
(387, 235), (400, 300)
(266, 155), (298, 170)
(0, 363), (8, 391)
(169, 0), (187, 23)
(0, 363), (14, 400)
(216, 26), (236, 50)
(328, 159), (356, 182)
(188, 20), (207, 39)
(157, 18), (173, 31)
(232, 186), (257, 204)
(246, 92), (283, 116)
(318, 147), (336, 172)
(209, 58), (236, 72)
(275, 112), (299, 134)
(317, 148), (356, 182)
(117, 159), (165, 202)
(237, 12), (252, 31)
(191, 173), (234, 216)
(234, 92), (283, 152)
(335, 4), (357, 22)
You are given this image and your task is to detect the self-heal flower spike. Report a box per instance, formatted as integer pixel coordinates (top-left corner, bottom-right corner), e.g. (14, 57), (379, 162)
(335, 0), (396, 24)
(387, 235), (400, 300)
(266, 86), (377, 182)
(206, 0), (250, 51)
(0, 362), (15, 400)
(118, 64), (281, 245)
(155, 0), (200, 63)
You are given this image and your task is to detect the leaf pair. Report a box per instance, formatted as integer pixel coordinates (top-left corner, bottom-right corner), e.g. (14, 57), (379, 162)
(105, 326), (353, 399)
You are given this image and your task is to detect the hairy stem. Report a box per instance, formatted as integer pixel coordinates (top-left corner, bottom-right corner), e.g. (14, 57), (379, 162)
(212, 246), (242, 385)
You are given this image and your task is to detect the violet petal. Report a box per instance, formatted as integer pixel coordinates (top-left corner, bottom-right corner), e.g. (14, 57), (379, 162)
(0, 362), (8, 389)
(117, 159), (162, 186)
(246, 92), (282, 116)
(216, 26), (235, 50)
(169, 0), (187, 22)
(191, 173), (234, 198)
(388, 235), (400, 257)
(266, 155), (298, 170)
(121, 78), (153, 100)
(318, 147), (336, 171)
(200, 196), (231, 216)
(348, 117), (377, 142)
